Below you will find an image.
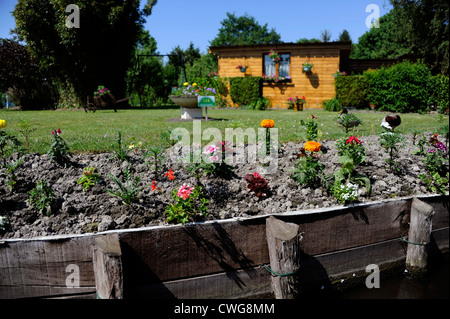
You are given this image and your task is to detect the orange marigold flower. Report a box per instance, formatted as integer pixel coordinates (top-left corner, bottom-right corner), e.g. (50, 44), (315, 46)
(165, 169), (175, 180)
(304, 141), (321, 152)
(260, 119), (275, 128)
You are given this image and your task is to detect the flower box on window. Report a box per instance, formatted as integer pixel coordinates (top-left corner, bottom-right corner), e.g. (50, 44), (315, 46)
(262, 74), (292, 83)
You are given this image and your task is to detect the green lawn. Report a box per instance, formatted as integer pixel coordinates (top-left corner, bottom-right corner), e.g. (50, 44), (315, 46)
(0, 108), (448, 154)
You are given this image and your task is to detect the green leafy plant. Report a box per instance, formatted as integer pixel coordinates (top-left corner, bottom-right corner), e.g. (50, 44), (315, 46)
(419, 172), (449, 195)
(0, 215), (9, 232)
(291, 142), (328, 188)
(107, 168), (146, 206)
(412, 134), (428, 156)
(186, 142), (233, 185)
(336, 113), (362, 133)
(111, 130), (129, 162)
(379, 131), (407, 173)
(0, 130), (23, 167)
(300, 115), (319, 141)
(94, 85), (110, 97)
(16, 119), (36, 153)
(47, 129), (71, 166)
(152, 170), (209, 225)
(1, 158), (24, 191)
(77, 167), (101, 192)
(28, 180), (57, 216)
(332, 155), (371, 201)
(165, 185), (209, 225)
(336, 136), (366, 166)
(143, 145), (166, 179)
(418, 134), (449, 195)
(323, 97), (343, 112)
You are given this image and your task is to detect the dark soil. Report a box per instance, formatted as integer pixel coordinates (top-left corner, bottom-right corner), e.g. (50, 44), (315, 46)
(0, 132), (447, 239)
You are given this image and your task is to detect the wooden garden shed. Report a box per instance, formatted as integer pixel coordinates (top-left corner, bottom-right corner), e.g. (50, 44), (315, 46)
(209, 42), (352, 109)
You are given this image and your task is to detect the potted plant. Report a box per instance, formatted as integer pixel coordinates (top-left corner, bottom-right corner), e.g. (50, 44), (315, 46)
(302, 62), (314, 73)
(236, 64), (248, 73)
(93, 85), (114, 107)
(287, 96), (306, 111)
(169, 83), (217, 119)
(268, 49), (281, 63)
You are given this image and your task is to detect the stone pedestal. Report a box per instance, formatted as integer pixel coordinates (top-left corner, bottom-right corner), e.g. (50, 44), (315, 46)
(181, 107), (203, 120)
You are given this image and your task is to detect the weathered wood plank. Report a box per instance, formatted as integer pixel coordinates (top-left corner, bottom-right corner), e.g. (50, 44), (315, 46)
(0, 195), (447, 299)
(405, 198), (435, 276)
(266, 216), (302, 299)
(93, 234), (123, 299)
(0, 236), (95, 299)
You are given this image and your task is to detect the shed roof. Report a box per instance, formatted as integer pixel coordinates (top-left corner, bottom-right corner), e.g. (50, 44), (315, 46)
(209, 41), (352, 53)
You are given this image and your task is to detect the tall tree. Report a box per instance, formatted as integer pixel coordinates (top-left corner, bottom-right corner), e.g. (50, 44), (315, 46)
(0, 38), (57, 109)
(320, 29), (332, 43)
(167, 43), (201, 84)
(389, 0), (449, 75)
(338, 30), (352, 43)
(352, 0), (448, 75)
(12, 0), (158, 107)
(210, 12), (281, 47)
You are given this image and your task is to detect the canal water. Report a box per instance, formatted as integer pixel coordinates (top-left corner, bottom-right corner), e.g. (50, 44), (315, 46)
(337, 253), (449, 299)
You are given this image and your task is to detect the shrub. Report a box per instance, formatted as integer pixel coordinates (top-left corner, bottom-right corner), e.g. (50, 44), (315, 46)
(323, 97), (342, 112)
(335, 75), (369, 108)
(365, 60), (434, 113)
(430, 74), (449, 114)
(229, 76), (262, 106)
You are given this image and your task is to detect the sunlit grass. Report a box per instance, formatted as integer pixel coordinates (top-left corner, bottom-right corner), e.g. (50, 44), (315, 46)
(0, 108), (447, 154)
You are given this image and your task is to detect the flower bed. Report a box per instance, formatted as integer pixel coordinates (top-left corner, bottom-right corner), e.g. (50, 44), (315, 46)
(0, 129), (448, 239)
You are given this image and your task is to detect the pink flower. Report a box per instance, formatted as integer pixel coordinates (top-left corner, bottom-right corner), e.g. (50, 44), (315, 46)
(51, 131), (54, 135)
(203, 145), (217, 154)
(177, 184), (193, 200)
(56, 128), (61, 135)
(210, 155), (219, 162)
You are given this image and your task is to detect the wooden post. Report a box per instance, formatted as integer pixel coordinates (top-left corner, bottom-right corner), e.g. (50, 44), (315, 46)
(405, 197), (435, 277)
(92, 234), (123, 299)
(266, 216), (302, 299)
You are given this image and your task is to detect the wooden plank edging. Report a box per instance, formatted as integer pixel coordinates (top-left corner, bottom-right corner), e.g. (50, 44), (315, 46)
(0, 194), (448, 299)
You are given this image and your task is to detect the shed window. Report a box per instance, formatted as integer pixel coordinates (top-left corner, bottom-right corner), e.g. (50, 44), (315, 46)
(264, 53), (290, 77)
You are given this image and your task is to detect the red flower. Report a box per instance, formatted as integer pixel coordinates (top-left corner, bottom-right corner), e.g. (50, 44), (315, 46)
(151, 180), (157, 191)
(165, 169), (175, 181)
(302, 96), (306, 100)
(311, 115), (317, 119)
(346, 136), (362, 145)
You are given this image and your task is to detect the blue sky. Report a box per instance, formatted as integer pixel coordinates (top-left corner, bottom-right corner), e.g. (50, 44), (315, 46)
(0, 0), (392, 54)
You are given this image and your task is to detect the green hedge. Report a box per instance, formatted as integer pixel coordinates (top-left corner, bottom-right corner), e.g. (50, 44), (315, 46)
(335, 75), (369, 108)
(365, 61), (434, 113)
(431, 74), (449, 114)
(229, 76), (262, 106)
(335, 61), (449, 113)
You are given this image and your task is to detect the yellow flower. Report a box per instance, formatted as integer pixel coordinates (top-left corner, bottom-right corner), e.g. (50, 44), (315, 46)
(304, 141), (321, 152)
(0, 119), (6, 129)
(260, 119), (275, 128)
(183, 82), (189, 86)
(192, 83), (198, 86)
